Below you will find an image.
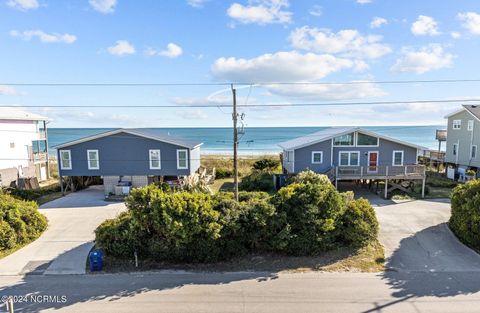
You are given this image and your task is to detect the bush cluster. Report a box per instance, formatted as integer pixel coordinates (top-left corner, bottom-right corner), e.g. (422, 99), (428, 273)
(95, 171), (379, 263)
(449, 180), (480, 251)
(0, 193), (47, 252)
(239, 171), (274, 192)
(5, 184), (61, 202)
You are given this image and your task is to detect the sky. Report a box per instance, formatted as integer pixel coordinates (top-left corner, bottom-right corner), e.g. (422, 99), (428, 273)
(1, 0), (480, 128)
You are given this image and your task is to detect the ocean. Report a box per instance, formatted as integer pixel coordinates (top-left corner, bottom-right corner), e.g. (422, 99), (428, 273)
(47, 126), (445, 155)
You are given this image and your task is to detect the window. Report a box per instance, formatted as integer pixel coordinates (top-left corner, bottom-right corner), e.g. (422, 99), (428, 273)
(177, 149), (188, 169)
(311, 151), (323, 164)
(149, 149), (161, 169)
(468, 120), (474, 131)
(333, 133), (354, 146)
(87, 150), (99, 170)
(453, 144), (457, 156)
(392, 150), (404, 166)
(285, 150), (293, 162)
(339, 151), (360, 166)
(357, 133), (378, 146)
(453, 120), (461, 130)
(59, 150), (72, 170)
(471, 145), (477, 159)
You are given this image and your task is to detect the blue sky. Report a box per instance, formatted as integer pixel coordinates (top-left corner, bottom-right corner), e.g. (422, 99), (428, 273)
(1, 0), (480, 128)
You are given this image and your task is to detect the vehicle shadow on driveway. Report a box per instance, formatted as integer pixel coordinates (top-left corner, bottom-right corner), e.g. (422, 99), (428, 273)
(381, 223), (480, 298)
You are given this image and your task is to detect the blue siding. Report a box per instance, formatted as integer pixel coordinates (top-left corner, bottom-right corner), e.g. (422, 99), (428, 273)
(289, 134), (418, 174)
(57, 132), (199, 176)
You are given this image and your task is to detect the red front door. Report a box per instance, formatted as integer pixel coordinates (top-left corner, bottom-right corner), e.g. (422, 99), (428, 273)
(368, 152), (378, 172)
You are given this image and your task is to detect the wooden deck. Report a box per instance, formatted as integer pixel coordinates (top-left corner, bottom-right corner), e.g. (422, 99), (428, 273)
(333, 165), (426, 180)
(329, 165), (426, 198)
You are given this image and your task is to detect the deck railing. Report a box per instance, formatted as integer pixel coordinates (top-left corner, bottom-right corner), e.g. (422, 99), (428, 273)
(334, 165), (425, 180)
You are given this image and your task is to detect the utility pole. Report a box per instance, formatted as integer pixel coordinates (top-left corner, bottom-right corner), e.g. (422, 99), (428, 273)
(232, 84), (239, 201)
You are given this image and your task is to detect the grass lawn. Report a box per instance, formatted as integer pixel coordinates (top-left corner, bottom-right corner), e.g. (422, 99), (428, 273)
(89, 240), (384, 274)
(210, 178), (236, 193)
(36, 191), (68, 205)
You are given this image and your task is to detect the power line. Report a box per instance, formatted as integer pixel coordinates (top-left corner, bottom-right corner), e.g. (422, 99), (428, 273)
(1, 98), (478, 108)
(3, 79), (480, 86)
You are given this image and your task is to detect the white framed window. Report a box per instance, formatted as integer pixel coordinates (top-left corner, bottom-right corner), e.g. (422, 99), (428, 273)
(468, 120), (474, 131)
(149, 149), (161, 169)
(333, 133), (355, 146)
(339, 151), (360, 166)
(452, 120), (461, 130)
(392, 150), (404, 166)
(285, 150), (293, 162)
(356, 133), (379, 146)
(59, 150), (72, 170)
(177, 149), (188, 169)
(311, 151), (323, 164)
(87, 150), (99, 170)
(471, 145), (477, 159)
(453, 144), (458, 156)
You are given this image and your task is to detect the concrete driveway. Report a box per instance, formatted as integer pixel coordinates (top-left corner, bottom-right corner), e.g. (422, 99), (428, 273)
(0, 186), (125, 275)
(372, 197), (480, 272)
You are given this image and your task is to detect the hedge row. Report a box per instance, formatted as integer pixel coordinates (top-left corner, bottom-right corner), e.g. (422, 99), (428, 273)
(0, 193), (47, 252)
(95, 171), (379, 263)
(449, 180), (480, 251)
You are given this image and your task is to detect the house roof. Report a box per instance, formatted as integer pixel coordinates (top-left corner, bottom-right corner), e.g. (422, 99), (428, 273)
(0, 107), (48, 121)
(444, 105), (480, 122)
(278, 127), (427, 151)
(54, 128), (203, 149)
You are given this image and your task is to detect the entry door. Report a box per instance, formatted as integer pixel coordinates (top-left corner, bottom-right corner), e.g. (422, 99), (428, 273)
(368, 151), (378, 173)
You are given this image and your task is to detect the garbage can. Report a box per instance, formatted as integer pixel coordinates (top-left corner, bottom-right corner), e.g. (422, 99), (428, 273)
(89, 249), (104, 272)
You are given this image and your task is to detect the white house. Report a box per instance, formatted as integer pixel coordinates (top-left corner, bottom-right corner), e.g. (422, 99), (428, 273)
(0, 108), (49, 188)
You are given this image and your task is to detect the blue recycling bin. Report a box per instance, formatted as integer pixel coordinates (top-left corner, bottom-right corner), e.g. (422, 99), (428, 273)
(89, 249), (104, 272)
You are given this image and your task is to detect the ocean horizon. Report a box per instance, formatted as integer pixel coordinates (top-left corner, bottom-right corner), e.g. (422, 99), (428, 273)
(47, 126), (446, 155)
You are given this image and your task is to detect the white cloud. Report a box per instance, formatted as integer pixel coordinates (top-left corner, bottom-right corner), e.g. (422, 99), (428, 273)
(356, 0), (372, 4)
(107, 40), (135, 56)
(227, 0), (292, 25)
(145, 43), (183, 58)
(391, 44), (454, 74)
(211, 51), (355, 82)
(411, 15), (441, 36)
(0, 85), (18, 96)
(187, 0), (207, 8)
(6, 0), (38, 10)
(177, 109), (208, 120)
(451, 31), (461, 39)
(89, 0), (117, 14)
(264, 82), (386, 100)
(370, 17), (388, 29)
(9, 30), (77, 44)
(289, 27), (391, 59)
(457, 12), (480, 35)
(309, 5), (322, 17)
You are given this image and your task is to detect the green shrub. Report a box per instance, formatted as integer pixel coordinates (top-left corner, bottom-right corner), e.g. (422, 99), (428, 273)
(239, 171), (274, 192)
(125, 185), (222, 262)
(252, 158), (280, 172)
(0, 194), (47, 252)
(95, 211), (138, 258)
(292, 170), (331, 185)
(272, 182), (345, 255)
(449, 180), (480, 251)
(5, 184), (60, 202)
(335, 198), (379, 247)
(216, 168), (233, 179)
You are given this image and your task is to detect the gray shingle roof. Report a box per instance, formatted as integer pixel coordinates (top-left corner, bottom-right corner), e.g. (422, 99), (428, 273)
(463, 105), (480, 120)
(278, 127), (427, 150)
(278, 127), (356, 150)
(54, 128), (203, 149)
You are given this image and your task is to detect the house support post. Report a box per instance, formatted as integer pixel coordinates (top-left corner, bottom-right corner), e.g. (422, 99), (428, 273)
(384, 179), (388, 199)
(59, 176), (64, 196)
(421, 177), (426, 199)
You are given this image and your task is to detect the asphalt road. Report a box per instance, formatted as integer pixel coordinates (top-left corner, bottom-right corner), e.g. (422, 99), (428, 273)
(1, 271), (480, 313)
